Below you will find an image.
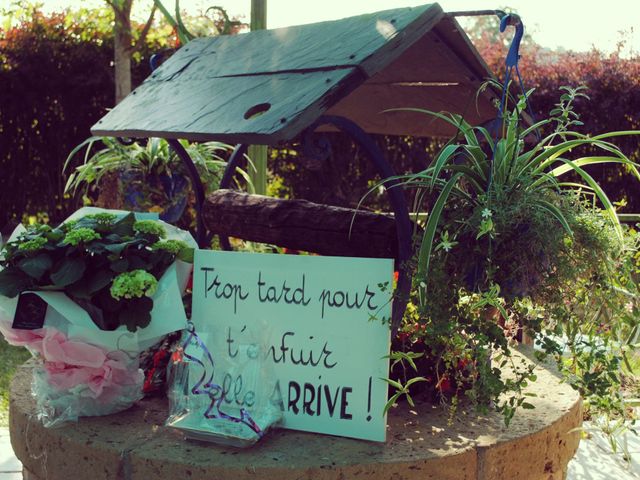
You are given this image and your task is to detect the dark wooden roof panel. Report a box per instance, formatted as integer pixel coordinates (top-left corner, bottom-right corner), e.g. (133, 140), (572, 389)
(92, 3), (496, 143)
(150, 4), (437, 81)
(94, 69), (359, 144)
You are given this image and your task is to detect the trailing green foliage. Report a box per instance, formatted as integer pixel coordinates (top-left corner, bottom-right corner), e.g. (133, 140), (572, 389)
(64, 136), (238, 216)
(385, 86), (640, 426)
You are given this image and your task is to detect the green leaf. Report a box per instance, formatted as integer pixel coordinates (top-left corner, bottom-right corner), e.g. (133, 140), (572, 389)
(178, 247), (194, 263)
(50, 258), (86, 287)
(104, 239), (139, 255)
(119, 296), (153, 332)
(66, 280), (91, 299)
(381, 377), (404, 390)
(533, 199), (573, 236)
(383, 392), (402, 415)
(546, 156), (637, 180)
(111, 212), (135, 237)
(442, 165), (485, 193)
(405, 376), (428, 387)
(153, 0), (195, 44)
(119, 309), (140, 332)
(417, 173), (463, 296)
(17, 254), (52, 280)
(0, 269), (31, 298)
(521, 402), (536, 410)
(87, 269), (114, 295)
(135, 311), (152, 329)
(110, 258), (129, 273)
(128, 255), (151, 270)
(430, 144), (460, 190)
(45, 230), (64, 243)
(131, 295), (154, 312)
(555, 159), (623, 240)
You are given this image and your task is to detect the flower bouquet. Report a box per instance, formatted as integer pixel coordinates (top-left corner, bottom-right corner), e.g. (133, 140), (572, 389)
(0, 207), (195, 426)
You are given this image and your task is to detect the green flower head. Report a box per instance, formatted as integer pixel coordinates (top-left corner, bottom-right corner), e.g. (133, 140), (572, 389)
(133, 220), (166, 238)
(87, 213), (117, 226)
(61, 220), (78, 232)
(110, 270), (158, 300)
(28, 224), (52, 234)
(62, 227), (101, 246)
(151, 239), (189, 255)
(17, 237), (47, 252)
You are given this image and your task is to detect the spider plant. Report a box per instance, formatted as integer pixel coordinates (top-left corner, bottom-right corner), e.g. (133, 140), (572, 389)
(63, 137), (253, 223)
(64, 137), (235, 195)
(394, 89), (640, 303)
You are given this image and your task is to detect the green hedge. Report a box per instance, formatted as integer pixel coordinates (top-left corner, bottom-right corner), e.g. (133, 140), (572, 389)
(0, 9), (163, 228)
(1, 9), (639, 229)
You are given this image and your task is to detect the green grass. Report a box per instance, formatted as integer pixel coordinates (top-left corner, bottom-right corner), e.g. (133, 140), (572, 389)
(0, 338), (30, 426)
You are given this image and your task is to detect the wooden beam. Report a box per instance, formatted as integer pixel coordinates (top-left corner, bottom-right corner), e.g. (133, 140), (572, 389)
(249, 0), (269, 195)
(203, 190), (404, 259)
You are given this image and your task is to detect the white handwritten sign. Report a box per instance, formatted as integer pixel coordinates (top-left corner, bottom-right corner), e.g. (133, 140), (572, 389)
(192, 250), (392, 442)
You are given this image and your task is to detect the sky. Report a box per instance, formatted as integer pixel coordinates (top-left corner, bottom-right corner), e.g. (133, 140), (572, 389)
(32, 0), (640, 55)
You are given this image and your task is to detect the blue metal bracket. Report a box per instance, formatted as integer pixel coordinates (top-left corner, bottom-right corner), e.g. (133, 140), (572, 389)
(166, 139), (208, 248)
(499, 13), (523, 69)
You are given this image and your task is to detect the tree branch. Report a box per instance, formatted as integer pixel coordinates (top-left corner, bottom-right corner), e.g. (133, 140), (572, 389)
(133, 4), (157, 52)
(107, 0), (132, 30)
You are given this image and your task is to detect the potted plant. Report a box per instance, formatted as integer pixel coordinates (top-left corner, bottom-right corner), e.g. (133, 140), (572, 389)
(0, 208), (195, 426)
(386, 85), (640, 424)
(63, 137), (239, 224)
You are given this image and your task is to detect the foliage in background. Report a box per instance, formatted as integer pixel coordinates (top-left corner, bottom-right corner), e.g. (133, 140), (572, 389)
(0, 338), (30, 426)
(0, 3), (244, 230)
(0, 6), (171, 230)
(466, 14), (640, 212)
(2, 6), (640, 228)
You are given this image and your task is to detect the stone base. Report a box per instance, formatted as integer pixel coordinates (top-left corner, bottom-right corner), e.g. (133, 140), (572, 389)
(10, 348), (581, 480)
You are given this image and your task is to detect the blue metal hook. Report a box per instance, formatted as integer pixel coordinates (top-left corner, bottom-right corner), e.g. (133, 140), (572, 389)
(499, 13), (523, 68)
(150, 53), (164, 72)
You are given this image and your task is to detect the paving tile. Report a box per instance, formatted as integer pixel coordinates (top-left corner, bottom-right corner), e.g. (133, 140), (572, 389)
(0, 435), (20, 474)
(568, 435), (640, 479)
(0, 472), (22, 480)
(585, 421), (640, 454)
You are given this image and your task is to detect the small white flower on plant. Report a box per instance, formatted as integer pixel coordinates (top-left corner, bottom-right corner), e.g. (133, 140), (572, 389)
(481, 208), (493, 219)
(435, 230), (458, 252)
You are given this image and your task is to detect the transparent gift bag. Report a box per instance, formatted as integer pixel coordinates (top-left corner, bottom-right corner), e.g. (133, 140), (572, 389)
(166, 323), (282, 448)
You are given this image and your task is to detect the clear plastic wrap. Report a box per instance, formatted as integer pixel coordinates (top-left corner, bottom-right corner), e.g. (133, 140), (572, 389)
(0, 324), (146, 427)
(31, 345), (145, 427)
(166, 324), (282, 447)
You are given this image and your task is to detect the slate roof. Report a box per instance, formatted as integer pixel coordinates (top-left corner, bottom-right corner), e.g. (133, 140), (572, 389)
(92, 3), (497, 144)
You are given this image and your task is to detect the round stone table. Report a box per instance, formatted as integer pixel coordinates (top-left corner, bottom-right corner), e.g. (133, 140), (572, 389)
(10, 349), (581, 480)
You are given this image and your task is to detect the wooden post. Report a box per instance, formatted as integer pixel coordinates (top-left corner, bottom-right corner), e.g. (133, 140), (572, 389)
(250, 0), (267, 29)
(248, 0), (268, 195)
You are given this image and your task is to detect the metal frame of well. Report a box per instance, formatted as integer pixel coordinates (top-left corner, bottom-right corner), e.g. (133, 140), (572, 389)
(92, 3), (499, 331)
